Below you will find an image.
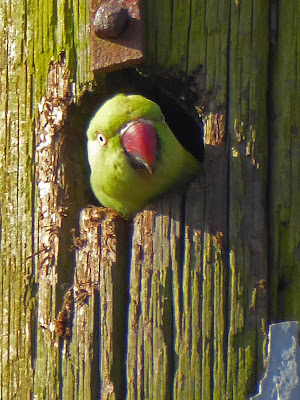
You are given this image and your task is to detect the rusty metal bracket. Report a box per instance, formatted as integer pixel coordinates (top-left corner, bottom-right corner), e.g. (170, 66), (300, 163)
(91, 0), (144, 73)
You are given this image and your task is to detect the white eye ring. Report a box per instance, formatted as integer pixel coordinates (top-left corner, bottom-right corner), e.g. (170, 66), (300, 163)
(96, 133), (108, 147)
(160, 114), (166, 123)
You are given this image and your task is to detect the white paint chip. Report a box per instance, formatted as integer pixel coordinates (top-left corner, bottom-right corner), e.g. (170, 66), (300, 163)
(250, 321), (300, 400)
(38, 181), (51, 197)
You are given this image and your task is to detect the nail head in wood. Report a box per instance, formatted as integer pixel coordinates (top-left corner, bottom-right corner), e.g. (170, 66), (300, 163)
(91, 0), (144, 73)
(93, 3), (129, 38)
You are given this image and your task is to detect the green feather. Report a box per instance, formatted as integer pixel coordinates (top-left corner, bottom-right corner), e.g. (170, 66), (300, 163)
(87, 94), (200, 218)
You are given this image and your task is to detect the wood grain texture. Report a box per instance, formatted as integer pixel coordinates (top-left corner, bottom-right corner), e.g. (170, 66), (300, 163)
(143, 0), (269, 398)
(1, 0), (300, 399)
(269, 1), (300, 321)
(0, 0), (90, 398)
(126, 197), (181, 400)
(63, 208), (129, 400)
(226, 1), (269, 397)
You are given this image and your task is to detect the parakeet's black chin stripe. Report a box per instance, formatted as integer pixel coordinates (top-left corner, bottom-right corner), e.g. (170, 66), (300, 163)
(124, 151), (156, 174)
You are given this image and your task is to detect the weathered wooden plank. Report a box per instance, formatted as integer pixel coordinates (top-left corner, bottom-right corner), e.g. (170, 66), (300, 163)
(0, 0), (91, 398)
(126, 196), (181, 400)
(187, 0), (207, 74)
(1, 1), (298, 399)
(227, 0), (269, 397)
(203, 0), (230, 100)
(269, 1), (300, 321)
(34, 60), (74, 400)
(0, 1), (35, 398)
(144, 1), (231, 399)
(62, 208), (129, 400)
(144, 1), (269, 399)
(172, 181), (205, 399)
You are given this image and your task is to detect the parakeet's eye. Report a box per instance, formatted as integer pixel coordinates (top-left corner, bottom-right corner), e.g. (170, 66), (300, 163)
(160, 114), (166, 123)
(97, 133), (108, 147)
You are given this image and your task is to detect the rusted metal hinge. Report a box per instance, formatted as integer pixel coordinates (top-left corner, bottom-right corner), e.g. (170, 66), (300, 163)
(91, 0), (144, 73)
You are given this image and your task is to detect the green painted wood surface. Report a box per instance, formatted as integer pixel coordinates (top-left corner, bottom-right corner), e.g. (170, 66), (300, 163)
(0, 0), (300, 399)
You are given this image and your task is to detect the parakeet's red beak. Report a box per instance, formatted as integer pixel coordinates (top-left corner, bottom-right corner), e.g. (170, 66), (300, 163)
(121, 119), (158, 174)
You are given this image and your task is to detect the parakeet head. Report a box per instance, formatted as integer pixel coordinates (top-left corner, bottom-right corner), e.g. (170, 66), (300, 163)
(87, 94), (200, 217)
(87, 94), (163, 175)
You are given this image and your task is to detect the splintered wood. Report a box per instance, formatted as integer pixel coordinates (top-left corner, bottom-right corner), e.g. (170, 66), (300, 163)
(71, 207), (129, 399)
(124, 176), (227, 400)
(126, 194), (183, 400)
(35, 59), (74, 330)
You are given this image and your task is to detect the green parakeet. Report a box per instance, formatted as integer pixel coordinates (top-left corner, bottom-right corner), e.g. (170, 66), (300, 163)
(87, 94), (200, 218)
